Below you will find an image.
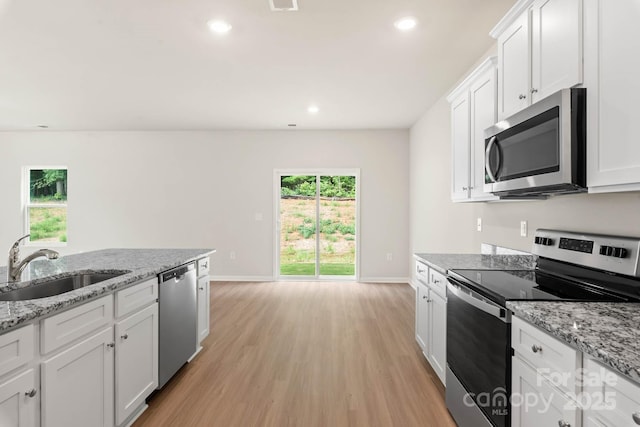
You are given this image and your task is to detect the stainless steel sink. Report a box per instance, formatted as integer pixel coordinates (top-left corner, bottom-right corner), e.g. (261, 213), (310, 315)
(0, 271), (128, 301)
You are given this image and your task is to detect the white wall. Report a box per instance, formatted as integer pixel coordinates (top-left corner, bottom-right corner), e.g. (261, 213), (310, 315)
(410, 51), (640, 257)
(0, 130), (410, 281)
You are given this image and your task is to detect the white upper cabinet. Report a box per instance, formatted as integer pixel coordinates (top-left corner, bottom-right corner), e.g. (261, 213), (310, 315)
(584, 0), (640, 193)
(450, 92), (471, 201)
(493, 0), (583, 120)
(498, 11), (530, 119)
(448, 57), (499, 202)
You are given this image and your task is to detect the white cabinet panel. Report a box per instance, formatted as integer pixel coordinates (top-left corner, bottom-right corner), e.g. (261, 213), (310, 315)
(531, 0), (583, 102)
(115, 278), (157, 318)
(427, 290), (446, 385)
(197, 276), (210, 344)
(115, 303), (158, 426)
(41, 295), (113, 355)
(0, 325), (34, 378)
(498, 11), (530, 119)
(511, 356), (580, 427)
(451, 93), (471, 201)
(0, 369), (36, 427)
(415, 281), (429, 353)
(584, 0), (640, 192)
(41, 327), (114, 427)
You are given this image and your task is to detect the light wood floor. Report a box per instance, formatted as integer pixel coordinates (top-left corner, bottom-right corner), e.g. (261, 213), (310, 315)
(133, 281), (456, 427)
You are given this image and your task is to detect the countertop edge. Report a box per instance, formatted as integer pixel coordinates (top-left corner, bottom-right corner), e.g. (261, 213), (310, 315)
(508, 302), (640, 384)
(0, 249), (215, 333)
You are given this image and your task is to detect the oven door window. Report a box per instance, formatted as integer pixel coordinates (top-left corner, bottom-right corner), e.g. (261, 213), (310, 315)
(447, 283), (510, 427)
(486, 107), (560, 183)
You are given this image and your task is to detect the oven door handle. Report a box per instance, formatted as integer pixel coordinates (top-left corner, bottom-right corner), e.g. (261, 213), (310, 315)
(447, 281), (508, 322)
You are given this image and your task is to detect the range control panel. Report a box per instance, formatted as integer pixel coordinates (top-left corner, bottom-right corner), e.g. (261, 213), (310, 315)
(533, 229), (640, 277)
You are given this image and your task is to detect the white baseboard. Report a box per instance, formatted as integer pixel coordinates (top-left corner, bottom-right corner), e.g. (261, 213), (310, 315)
(408, 279), (418, 290)
(358, 277), (410, 284)
(211, 275), (274, 282)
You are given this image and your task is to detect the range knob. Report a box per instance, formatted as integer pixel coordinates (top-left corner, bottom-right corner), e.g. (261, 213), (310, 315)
(535, 237), (554, 246)
(612, 247), (628, 258)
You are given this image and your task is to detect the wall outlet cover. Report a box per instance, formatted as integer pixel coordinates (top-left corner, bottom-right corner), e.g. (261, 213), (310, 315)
(477, 217), (482, 232)
(520, 221), (528, 237)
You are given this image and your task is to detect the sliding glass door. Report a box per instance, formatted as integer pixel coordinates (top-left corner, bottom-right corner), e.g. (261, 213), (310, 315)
(276, 171), (358, 280)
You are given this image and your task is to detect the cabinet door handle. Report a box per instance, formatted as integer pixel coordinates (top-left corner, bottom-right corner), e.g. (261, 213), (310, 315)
(532, 344), (543, 353)
(121, 334), (128, 340)
(426, 299), (433, 303)
(422, 295), (428, 299)
(107, 342), (115, 348)
(558, 421), (571, 427)
(199, 287), (205, 291)
(519, 94), (527, 100)
(25, 389), (37, 398)
(531, 88), (538, 94)
(462, 186), (468, 191)
(632, 412), (640, 425)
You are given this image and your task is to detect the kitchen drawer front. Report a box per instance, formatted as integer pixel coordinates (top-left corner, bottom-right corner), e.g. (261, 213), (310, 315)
(41, 295), (113, 355)
(429, 269), (447, 297)
(415, 261), (428, 286)
(197, 257), (210, 277)
(583, 357), (640, 427)
(0, 324), (34, 378)
(115, 277), (158, 318)
(512, 316), (580, 395)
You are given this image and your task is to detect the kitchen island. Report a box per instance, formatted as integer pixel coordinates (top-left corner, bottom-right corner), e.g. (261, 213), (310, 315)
(0, 248), (214, 427)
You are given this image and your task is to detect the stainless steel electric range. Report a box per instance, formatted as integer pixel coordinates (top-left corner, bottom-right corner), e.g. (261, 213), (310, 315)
(445, 229), (640, 427)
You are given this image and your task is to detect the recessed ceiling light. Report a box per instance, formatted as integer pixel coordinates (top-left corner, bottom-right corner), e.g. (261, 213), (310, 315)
(394, 17), (417, 31)
(307, 105), (319, 114)
(37, 125), (49, 129)
(288, 124), (297, 127)
(207, 20), (232, 34)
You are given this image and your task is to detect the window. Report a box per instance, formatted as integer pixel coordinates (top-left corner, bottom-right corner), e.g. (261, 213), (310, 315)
(24, 167), (68, 245)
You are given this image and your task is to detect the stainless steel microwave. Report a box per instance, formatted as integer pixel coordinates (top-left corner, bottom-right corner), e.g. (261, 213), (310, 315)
(484, 88), (586, 197)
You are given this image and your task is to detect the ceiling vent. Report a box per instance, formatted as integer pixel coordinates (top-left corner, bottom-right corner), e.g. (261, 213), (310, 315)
(269, 0), (298, 11)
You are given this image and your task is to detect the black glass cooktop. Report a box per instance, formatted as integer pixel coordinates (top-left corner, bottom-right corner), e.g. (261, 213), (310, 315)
(448, 269), (630, 306)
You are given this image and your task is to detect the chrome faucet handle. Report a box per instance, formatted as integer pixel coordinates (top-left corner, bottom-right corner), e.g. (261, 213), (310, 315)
(9, 234), (30, 261)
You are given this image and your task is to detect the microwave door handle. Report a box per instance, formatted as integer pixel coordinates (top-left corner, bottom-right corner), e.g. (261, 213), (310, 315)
(485, 136), (499, 182)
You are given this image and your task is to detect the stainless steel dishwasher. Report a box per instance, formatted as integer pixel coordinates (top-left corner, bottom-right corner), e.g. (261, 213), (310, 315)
(158, 262), (197, 389)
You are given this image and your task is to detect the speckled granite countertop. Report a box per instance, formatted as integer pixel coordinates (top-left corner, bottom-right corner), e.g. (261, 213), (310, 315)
(414, 253), (536, 275)
(0, 248), (214, 332)
(508, 301), (640, 383)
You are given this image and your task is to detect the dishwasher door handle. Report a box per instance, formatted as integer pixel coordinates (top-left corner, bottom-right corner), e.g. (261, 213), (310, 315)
(447, 281), (508, 322)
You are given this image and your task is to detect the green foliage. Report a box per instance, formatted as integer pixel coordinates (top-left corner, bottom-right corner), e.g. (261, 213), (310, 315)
(280, 175), (356, 198)
(30, 169), (67, 202)
(337, 223), (355, 235)
(30, 208), (66, 241)
(298, 223), (316, 239)
(344, 236), (355, 241)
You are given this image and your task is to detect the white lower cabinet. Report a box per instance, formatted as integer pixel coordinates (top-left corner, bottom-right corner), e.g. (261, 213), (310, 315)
(414, 260), (447, 385)
(41, 327), (114, 427)
(426, 290), (446, 383)
(0, 369), (37, 427)
(197, 276), (210, 344)
(115, 303), (158, 426)
(512, 355), (580, 427)
(582, 357), (640, 427)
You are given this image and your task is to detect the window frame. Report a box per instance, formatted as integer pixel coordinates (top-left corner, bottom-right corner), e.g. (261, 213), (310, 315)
(23, 166), (68, 247)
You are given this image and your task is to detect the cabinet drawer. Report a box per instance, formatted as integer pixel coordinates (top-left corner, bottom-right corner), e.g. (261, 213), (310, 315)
(41, 295), (113, 354)
(512, 316), (580, 395)
(197, 257), (210, 277)
(415, 261), (428, 285)
(0, 324), (34, 378)
(429, 269), (447, 297)
(115, 277), (158, 318)
(583, 357), (640, 427)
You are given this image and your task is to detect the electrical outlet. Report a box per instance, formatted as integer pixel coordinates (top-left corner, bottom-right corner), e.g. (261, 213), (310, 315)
(520, 221), (528, 237)
(477, 217), (482, 232)
(386, 253), (393, 261)
(230, 251), (236, 260)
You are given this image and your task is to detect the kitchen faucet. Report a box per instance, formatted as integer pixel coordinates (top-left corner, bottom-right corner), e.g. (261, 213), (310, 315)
(8, 234), (59, 282)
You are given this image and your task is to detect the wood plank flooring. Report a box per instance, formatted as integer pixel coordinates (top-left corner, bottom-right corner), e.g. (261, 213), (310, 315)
(133, 281), (456, 427)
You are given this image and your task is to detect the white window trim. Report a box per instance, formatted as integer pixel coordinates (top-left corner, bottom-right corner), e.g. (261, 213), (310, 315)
(23, 166), (68, 247)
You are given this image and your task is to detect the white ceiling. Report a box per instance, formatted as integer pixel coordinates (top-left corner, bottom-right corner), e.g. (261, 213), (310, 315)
(0, 0), (514, 131)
